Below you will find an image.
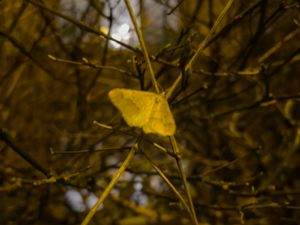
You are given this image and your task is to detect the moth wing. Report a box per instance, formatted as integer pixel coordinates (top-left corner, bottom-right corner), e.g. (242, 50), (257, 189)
(142, 95), (176, 136)
(108, 88), (156, 128)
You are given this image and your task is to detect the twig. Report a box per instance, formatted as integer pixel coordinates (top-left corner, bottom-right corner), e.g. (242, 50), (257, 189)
(124, 0), (160, 93)
(0, 128), (50, 177)
(169, 136), (198, 225)
(80, 143), (136, 225)
(50, 147), (130, 154)
(48, 55), (132, 76)
(166, 0), (235, 99)
(258, 28), (300, 63)
(166, 0), (184, 15)
(142, 151), (193, 220)
(0, 29), (49, 73)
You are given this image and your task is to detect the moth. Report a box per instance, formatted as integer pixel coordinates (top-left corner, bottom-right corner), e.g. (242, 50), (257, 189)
(108, 88), (176, 136)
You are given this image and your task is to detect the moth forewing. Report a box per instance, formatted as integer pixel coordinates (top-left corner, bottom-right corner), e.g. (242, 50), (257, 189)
(108, 88), (176, 136)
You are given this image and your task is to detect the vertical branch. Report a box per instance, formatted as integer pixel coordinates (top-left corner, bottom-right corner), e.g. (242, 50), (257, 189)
(125, 2), (199, 222)
(163, 1), (237, 222)
(124, 0), (160, 93)
(170, 136), (198, 225)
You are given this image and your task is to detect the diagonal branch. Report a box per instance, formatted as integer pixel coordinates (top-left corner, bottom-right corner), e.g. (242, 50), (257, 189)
(0, 128), (50, 177)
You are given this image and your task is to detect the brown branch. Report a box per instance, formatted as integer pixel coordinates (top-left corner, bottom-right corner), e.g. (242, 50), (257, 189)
(0, 128), (50, 177)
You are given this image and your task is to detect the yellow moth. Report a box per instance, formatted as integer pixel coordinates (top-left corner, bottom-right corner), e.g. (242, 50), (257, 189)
(108, 88), (176, 136)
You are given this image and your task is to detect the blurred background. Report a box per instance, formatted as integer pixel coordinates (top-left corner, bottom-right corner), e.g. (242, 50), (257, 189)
(1, 0), (300, 224)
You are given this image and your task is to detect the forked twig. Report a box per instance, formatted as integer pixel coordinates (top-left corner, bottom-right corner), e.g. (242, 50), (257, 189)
(142, 151), (193, 217)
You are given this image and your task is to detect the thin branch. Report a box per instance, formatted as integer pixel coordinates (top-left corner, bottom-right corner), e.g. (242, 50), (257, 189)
(142, 151), (194, 221)
(166, 0), (235, 99)
(48, 55), (132, 76)
(169, 136), (199, 225)
(80, 143), (136, 225)
(0, 128), (50, 177)
(124, 0), (160, 93)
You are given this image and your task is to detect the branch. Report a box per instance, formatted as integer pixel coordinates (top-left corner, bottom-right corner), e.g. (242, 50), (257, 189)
(0, 128), (50, 177)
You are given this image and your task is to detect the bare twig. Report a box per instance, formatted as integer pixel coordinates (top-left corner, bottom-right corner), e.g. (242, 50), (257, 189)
(124, 0), (160, 93)
(0, 128), (50, 177)
(81, 143), (136, 225)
